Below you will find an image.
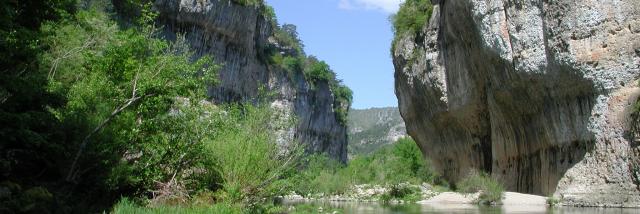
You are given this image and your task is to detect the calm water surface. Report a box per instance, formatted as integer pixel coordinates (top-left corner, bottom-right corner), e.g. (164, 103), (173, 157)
(284, 201), (639, 214)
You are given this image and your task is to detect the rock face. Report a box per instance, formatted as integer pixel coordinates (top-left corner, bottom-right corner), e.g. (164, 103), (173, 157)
(154, 0), (348, 162)
(393, 0), (640, 207)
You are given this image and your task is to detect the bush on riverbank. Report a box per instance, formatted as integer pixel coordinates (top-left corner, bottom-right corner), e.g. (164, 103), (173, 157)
(112, 198), (245, 214)
(379, 184), (422, 203)
(456, 171), (504, 205)
(288, 137), (443, 199)
(546, 196), (560, 206)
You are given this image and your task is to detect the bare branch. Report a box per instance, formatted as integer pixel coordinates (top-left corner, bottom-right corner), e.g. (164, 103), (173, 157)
(49, 39), (95, 79)
(0, 93), (10, 104)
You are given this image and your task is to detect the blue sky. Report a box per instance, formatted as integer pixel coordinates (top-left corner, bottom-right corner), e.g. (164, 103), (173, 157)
(265, 0), (403, 109)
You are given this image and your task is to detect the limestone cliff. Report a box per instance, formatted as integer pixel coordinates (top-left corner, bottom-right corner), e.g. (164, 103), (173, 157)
(393, 0), (640, 207)
(153, 0), (348, 162)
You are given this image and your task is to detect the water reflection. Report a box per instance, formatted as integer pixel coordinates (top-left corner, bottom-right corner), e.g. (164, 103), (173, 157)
(284, 201), (639, 214)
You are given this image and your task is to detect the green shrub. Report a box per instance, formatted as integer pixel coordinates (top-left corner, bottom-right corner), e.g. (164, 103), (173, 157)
(108, 103), (300, 211)
(41, 8), (219, 197)
(304, 60), (335, 83)
(391, 0), (433, 36)
(231, 0), (263, 7)
(287, 155), (346, 196)
(273, 24), (303, 53)
(380, 184), (421, 203)
(391, 0), (433, 50)
(283, 56), (304, 73)
(289, 138), (442, 196)
(205, 104), (302, 204)
(300, 58), (352, 125)
(546, 196), (560, 207)
(262, 5), (276, 22)
(332, 85), (352, 125)
(456, 171), (504, 205)
(112, 198), (244, 214)
(0, 185), (57, 213)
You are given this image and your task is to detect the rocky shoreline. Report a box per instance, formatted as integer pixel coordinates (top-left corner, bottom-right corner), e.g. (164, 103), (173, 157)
(283, 183), (436, 204)
(281, 183), (548, 206)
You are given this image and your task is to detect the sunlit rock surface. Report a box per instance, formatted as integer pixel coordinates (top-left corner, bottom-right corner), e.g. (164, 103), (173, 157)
(154, 0), (348, 162)
(393, 0), (640, 207)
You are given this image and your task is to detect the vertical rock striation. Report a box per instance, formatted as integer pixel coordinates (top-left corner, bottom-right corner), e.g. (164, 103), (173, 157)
(153, 0), (348, 162)
(393, 0), (640, 206)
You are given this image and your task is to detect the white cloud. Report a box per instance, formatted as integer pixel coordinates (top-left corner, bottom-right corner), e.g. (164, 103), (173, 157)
(338, 0), (403, 14)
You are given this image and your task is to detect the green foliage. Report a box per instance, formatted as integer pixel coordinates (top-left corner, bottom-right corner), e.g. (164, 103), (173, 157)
(273, 24), (303, 54)
(112, 198), (244, 214)
(301, 58), (352, 125)
(289, 137), (441, 196)
(283, 56), (305, 73)
(42, 8), (217, 193)
(0, 0), (75, 180)
(108, 103), (300, 212)
(0, 0), (81, 212)
(392, 138), (433, 181)
(391, 0), (433, 36)
(205, 104), (302, 204)
(111, 0), (156, 23)
(332, 84), (352, 125)
(268, 53), (352, 126)
(231, 0), (263, 7)
(546, 196), (560, 207)
(380, 184), (421, 203)
(49, 8), (301, 205)
(390, 0), (433, 49)
(0, 185), (56, 213)
(106, 104), (222, 195)
(304, 59), (335, 83)
(456, 171), (504, 205)
(229, 0), (276, 24)
(1, 0), (348, 212)
(265, 22), (352, 126)
(262, 5), (276, 22)
(270, 55), (305, 80)
(4, 3), (223, 211)
(288, 155), (350, 195)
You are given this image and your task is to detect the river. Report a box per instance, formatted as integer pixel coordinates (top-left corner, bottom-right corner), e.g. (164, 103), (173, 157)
(283, 201), (639, 214)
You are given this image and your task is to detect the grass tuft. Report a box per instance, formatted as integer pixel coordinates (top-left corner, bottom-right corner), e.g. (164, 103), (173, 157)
(456, 171), (504, 205)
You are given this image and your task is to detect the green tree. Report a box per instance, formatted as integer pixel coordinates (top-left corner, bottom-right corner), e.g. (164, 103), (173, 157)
(304, 58), (335, 83)
(42, 9), (217, 183)
(0, 0), (76, 177)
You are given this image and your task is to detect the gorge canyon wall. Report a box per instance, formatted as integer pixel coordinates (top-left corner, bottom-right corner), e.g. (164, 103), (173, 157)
(393, 0), (640, 207)
(152, 0), (348, 162)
